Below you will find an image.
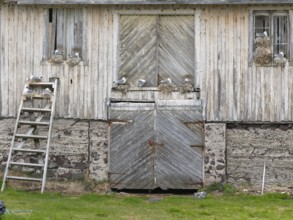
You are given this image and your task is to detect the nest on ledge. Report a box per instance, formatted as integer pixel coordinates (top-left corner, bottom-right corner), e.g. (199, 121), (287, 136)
(158, 84), (174, 95)
(254, 36), (270, 48)
(66, 57), (81, 66)
(116, 84), (130, 95)
(178, 82), (194, 94)
(50, 54), (64, 64)
(254, 47), (272, 65)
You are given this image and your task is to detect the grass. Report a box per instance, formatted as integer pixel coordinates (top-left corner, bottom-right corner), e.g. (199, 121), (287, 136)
(0, 189), (292, 220)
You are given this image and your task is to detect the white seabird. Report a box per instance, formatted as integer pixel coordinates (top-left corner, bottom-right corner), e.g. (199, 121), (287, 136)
(113, 77), (126, 85)
(54, 49), (63, 55)
(43, 87), (52, 94)
(160, 78), (172, 85)
(30, 74), (43, 82)
(256, 31), (268, 38)
(183, 78), (191, 84)
(274, 51), (286, 64)
(23, 86), (34, 94)
(137, 79), (146, 87)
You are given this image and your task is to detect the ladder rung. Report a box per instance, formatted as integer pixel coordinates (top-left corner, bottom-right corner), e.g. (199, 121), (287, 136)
(7, 176), (42, 182)
(28, 82), (54, 87)
(13, 148), (46, 153)
(10, 162), (44, 167)
(23, 94), (52, 100)
(15, 134), (47, 139)
(18, 121), (50, 126)
(21, 107), (51, 113)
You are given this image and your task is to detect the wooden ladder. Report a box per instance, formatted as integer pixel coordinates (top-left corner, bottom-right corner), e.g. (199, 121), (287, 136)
(1, 78), (58, 193)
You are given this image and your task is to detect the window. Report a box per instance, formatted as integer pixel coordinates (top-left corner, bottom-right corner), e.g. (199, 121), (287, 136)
(253, 11), (289, 65)
(118, 15), (195, 87)
(43, 8), (87, 63)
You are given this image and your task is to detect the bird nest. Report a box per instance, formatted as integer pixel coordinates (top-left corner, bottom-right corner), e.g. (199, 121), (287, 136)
(158, 84), (174, 95)
(254, 47), (272, 65)
(66, 57), (81, 66)
(117, 84), (130, 95)
(50, 54), (64, 64)
(178, 83), (194, 94)
(254, 36), (271, 49)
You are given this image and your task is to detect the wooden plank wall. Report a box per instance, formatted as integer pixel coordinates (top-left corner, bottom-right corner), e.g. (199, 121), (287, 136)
(0, 3), (293, 122)
(0, 4), (113, 119)
(199, 6), (293, 122)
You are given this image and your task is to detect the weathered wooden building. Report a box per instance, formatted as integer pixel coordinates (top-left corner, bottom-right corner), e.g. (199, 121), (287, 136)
(0, 0), (293, 190)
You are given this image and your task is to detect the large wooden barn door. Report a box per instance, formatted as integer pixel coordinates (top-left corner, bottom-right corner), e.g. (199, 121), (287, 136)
(155, 105), (204, 189)
(109, 102), (203, 189)
(109, 103), (155, 189)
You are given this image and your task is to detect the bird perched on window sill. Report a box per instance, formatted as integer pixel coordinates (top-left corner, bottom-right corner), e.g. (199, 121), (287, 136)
(113, 77), (127, 85)
(274, 52), (287, 65)
(67, 52), (81, 66)
(51, 50), (64, 64)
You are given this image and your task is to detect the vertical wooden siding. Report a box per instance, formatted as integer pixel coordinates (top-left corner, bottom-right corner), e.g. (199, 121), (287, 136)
(0, 4), (114, 119)
(0, 4), (293, 122)
(199, 6), (293, 122)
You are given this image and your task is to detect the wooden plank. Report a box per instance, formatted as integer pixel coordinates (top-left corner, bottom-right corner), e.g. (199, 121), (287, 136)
(15, 0), (293, 5)
(155, 110), (203, 189)
(0, 4), (2, 116)
(109, 109), (155, 189)
(194, 9), (201, 89)
(158, 15), (195, 85)
(93, 6), (99, 119)
(119, 15), (157, 87)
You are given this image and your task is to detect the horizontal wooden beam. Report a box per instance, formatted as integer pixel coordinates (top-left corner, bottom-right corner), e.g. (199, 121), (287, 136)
(12, 0), (293, 5)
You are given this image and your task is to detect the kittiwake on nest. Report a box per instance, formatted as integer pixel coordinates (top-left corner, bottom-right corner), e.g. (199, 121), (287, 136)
(67, 52), (81, 66)
(50, 50), (64, 64)
(274, 52), (287, 65)
(137, 79), (146, 87)
(178, 78), (194, 94)
(158, 78), (173, 95)
(113, 77), (127, 85)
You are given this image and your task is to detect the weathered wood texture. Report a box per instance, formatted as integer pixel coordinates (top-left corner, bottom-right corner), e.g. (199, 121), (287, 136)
(109, 102), (203, 189)
(14, 0), (293, 5)
(199, 6), (293, 122)
(109, 107), (155, 189)
(0, 4), (111, 119)
(0, 4), (293, 122)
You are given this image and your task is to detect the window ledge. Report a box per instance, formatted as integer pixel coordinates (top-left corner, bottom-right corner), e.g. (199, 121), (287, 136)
(40, 60), (88, 66)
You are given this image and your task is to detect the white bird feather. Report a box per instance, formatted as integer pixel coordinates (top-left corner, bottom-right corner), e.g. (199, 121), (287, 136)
(113, 77), (126, 85)
(137, 79), (146, 87)
(160, 78), (172, 85)
(256, 31), (268, 37)
(23, 87), (34, 94)
(30, 74), (43, 82)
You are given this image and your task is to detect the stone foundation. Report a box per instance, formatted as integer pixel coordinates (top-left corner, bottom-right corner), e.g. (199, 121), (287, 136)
(204, 123), (226, 184)
(0, 118), (108, 182)
(1, 118), (293, 189)
(227, 124), (293, 188)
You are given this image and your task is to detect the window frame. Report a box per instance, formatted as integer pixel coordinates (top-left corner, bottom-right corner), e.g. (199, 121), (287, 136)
(250, 10), (290, 66)
(42, 7), (87, 65)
